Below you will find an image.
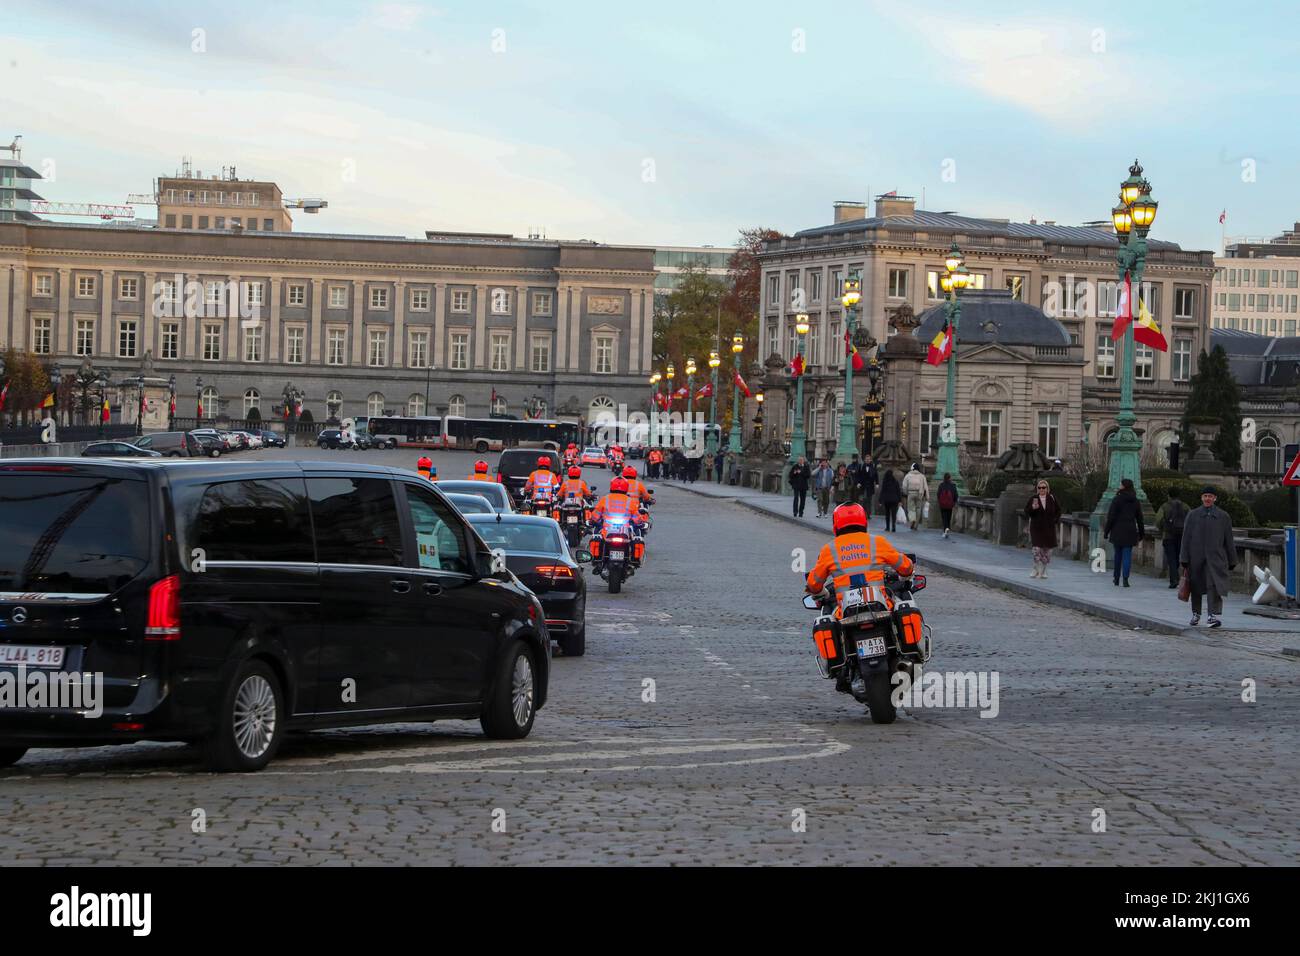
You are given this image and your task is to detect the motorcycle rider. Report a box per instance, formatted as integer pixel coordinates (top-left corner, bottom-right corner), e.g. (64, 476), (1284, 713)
(468, 459), (492, 481)
(563, 442), (580, 468)
(805, 503), (913, 618)
(590, 475), (647, 564)
(559, 466), (593, 518)
(522, 455), (559, 497)
(621, 464), (653, 512)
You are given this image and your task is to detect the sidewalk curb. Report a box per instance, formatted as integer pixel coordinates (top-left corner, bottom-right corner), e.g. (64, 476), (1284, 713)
(664, 480), (1188, 636)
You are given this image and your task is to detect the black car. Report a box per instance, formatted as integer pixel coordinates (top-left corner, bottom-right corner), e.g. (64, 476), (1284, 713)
(317, 428), (352, 449)
(134, 431), (203, 457)
(81, 441), (163, 458)
(468, 514), (587, 657)
(257, 430), (286, 448)
(0, 458), (550, 772)
(496, 449), (561, 503)
(446, 492), (495, 515)
(436, 480), (514, 514)
(191, 433), (224, 458)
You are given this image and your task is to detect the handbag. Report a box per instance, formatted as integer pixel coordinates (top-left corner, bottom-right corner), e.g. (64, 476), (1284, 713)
(896, 505), (907, 524)
(922, 501), (930, 520)
(1177, 568), (1191, 602)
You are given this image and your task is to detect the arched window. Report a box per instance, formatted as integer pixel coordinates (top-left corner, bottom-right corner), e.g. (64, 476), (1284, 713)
(367, 392), (385, 418)
(243, 388), (260, 416)
(491, 394), (507, 416)
(1257, 432), (1281, 474)
(1153, 429), (1178, 467)
(326, 390), (343, 419)
(587, 395), (615, 426)
(407, 394), (426, 417)
(447, 394), (466, 417)
(200, 386), (219, 420)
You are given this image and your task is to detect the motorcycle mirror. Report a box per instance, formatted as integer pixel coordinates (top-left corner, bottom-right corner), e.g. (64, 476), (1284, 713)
(575, 549), (594, 563)
(802, 594), (820, 610)
(911, 574), (926, 591)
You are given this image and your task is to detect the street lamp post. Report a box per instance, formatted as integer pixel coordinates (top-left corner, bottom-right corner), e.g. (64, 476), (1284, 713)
(648, 371), (661, 415)
(167, 374), (176, 431)
(788, 312), (810, 465)
(96, 371), (109, 436)
(727, 331), (744, 453)
(935, 241), (972, 493)
(837, 275), (862, 460)
(49, 365), (63, 430)
(134, 374), (145, 436)
(195, 376), (203, 424)
(1092, 159), (1159, 548)
(685, 357), (697, 422)
(706, 351), (721, 454)
(753, 391), (765, 447)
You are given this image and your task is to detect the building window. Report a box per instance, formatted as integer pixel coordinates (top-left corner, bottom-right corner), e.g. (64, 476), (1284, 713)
(162, 322), (179, 360)
(244, 325), (264, 363)
(244, 282), (264, 309)
(1257, 433), (1281, 474)
(407, 394), (426, 416)
(1135, 343), (1154, 381)
(919, 408), (941, 455)
(408, 330), (429, 369)
(328, 286), (347, 309)
(1006, 275), (1025, 301)
(288, 284), (306, 306)
(1037, 411), (1060, 459)
(1172, 337), (1192, 381)
(767, 274), (779, 309)
(204, 281), (223, 307)
(979, 409), (1002, 456)
(447, 394), (466, 417)
(1095, 333), (1115, 378)
(326, 390), (343, 417)
(490, 332), (510, 372)
(75, 319), (95, 356)
(491, 288), (511, 315)
(369, 287), (389, 310)
(594, 333), (615, 374)
(532, 291), (553, 315)
(491, 394), (507, 416)
(368, 329), (388, 367)
(118, 319), (138, 358)
(201, 387), (219, 418)
(530, 333), (551, 372)
(202, 323), (223, 361)
(76, 275), (96, 297)
(243, 389), (260, 417)
(263, 219), (274, 231)
(832, 269), (844, 300)
(410, 288), (429, 311)
(33, 274), (53, 297)
(1174, 288), (1195, 320)
(287, 327), (305, 364)
(31, 317), (51, 354)
(450, 331), (469, 370)
(808, 271), (822, 304)
(887, 268), (908, 299)
(367, 392), (385, 418)
(926, 270), (943, 300)
(451, 289), (470, 313)
(766, 321), (779, 359)
(119, 277), (138, 300)
(327, 329), (347, 366)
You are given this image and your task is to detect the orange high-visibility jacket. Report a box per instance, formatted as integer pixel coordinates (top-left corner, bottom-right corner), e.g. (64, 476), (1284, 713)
(559, 478), (591, 500)
(467, 472), (492, 481)
(626, 479), (650, 508)
(592, 493), (643, 527)
(523, 469), (559, 497)
(806, 531), (913, 617)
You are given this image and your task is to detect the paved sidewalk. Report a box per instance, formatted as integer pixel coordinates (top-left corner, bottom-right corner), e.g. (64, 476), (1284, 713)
(660, 475), (1300, 649)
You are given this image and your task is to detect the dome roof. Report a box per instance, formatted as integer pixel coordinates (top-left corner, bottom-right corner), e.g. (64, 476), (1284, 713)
(914, 289), (1070, 348)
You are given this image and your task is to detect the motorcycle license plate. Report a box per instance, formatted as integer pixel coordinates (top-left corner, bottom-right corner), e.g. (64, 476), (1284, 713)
(608, 550), (625, 561)
(856, 636), (886, 658)
(566, 516), (578, 524)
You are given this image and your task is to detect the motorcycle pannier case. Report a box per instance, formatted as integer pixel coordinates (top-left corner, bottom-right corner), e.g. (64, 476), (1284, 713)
(811, 614), (845, 677)
(894, 607), (925, 651)
(589, 537), (602, 558)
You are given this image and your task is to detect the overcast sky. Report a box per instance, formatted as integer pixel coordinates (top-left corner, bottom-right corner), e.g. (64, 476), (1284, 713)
(6, 0), (1297, 252)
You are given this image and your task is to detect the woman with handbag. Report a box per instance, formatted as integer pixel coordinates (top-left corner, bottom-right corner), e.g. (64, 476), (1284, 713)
(1024, 478), (1062, 578)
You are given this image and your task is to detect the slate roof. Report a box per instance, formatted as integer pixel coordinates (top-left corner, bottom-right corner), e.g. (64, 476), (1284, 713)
(913, 289), (1071, 348)
(1212, 329), (1300, 388)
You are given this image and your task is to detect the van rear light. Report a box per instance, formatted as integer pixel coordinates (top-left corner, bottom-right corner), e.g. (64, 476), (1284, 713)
(145, 574), (181, 640)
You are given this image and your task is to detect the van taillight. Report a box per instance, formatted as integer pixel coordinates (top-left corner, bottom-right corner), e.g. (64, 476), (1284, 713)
(145, 574), (181, 640)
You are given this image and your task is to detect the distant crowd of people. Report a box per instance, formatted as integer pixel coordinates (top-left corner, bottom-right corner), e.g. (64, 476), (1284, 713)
(644, 445), (735, 485)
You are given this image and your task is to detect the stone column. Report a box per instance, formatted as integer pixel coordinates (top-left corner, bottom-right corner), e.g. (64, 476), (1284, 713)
(392, 279), (406, 367)
(351, 280), (365, 365)
(226, 275), (242, 364)
(473, 283), (488, 369)
(309, 279), (324, 364)
(629, 287), (642, 376)
(515, 285), (528, 370)
(556, 284), (569, 370)
(433, 281), (446, 369)
(568, 286), (583, 372)
(144, 270), (160, 358)
(0, 265), (11, 349)
(269, 277), (282, 363)
(101, 269), (115, 357)
(57, 268), (72, 355)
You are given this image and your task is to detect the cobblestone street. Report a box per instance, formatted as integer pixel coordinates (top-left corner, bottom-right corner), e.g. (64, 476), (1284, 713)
(1, 451), (1297, 865)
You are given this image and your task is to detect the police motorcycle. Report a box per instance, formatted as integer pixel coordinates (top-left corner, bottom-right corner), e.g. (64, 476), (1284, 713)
(525, 488), (560, 521)
(589, 512), (643, 594)
(802, 556), (931, 724)
(559, 488), (595, 549)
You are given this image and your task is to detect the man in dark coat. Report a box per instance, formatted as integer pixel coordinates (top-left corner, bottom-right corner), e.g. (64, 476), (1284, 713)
(788, 457), (811, 518)
(859, 454), (879, 514)
(1179, 486), (1236, 628)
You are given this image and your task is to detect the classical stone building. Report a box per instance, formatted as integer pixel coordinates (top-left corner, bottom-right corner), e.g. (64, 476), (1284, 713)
(757, 195), (1216, 463)
(1213, 328), (1300, 475)
(0, 220), (656, 426)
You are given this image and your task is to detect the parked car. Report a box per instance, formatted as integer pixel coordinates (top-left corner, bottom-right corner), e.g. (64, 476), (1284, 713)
(81, 441), (163, 458)
(230, 431), (260, 450)
(580, 446), (607, 468)
(496, 448), (561, 503)
(191, 434), (224, 458)
(446, 492), (496, 515)
(468, 513), (587, 657)
(191, 428), (235, 452)
(317, 428), (353, 450)
(435, 480), (514, 514)
(257, 430), (286, 448)
(134, 431), (203, 457)
(0, 458), (550, 772)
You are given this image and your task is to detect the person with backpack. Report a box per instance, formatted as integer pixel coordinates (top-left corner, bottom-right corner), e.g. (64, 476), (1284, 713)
(937, 472), (959, 538)
(1155, 487), (1189, 589)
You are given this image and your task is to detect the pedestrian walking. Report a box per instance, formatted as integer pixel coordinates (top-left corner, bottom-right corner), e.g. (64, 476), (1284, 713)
(704, 453), (714, 483)
(714, 449), (725, 484)
(900, 462), (928, 530)
(1180, 486), (1236, 628)
(1024, 478), (1062, 578)
(813, 458), (835, 518)
(846, 454), (863, 504)
(1103, 477), (1145, 587)
(1154, 487), (1188, 588)
(859, 455), (879, 515)
(833, 463), (851, 506)
(879, 468), (902, 533)
(937, 472), (959, 538)
(788, 457), (811, 518)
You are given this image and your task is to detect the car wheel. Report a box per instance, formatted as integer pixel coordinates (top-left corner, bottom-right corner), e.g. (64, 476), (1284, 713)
(0, 746), (28, 768)
(204, 659), (285, 772)
(480, 641), (537, 739)
(209, 448), (221, 458)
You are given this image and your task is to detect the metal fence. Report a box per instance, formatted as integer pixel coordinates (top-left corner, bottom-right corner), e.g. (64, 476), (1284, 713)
(0, 424), (137, 445)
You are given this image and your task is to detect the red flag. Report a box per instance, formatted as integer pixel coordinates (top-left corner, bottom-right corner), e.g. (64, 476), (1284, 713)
(733, 370), (752, 398)
(695, 381), (713, 399)
(1111, 274), (1133, 341)
(197, 399), (204, 419)
(1133, 296), (1168, 351)
(672, 386), (689, 400)
(789, 354), (804, 378)
(169, 395), (176, 416)
(101, 397), (110, 423)
(925, 322), (952, 366)
(844, 331), (865, 372)
(0, 381), (8, 412)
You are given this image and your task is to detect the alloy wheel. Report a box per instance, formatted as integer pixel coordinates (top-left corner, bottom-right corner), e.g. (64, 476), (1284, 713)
(232, 674), (277, 759)
(511, 654), (534, 728)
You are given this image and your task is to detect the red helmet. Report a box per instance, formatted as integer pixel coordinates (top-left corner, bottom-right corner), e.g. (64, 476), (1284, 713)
(474, 459), (488, 473)
(610, 477), (629, 493)
(538, 456), (551, 468)
(568, 466), (581, 478)
(567, 442), (576, 449)
(832, 503), (868, 535)
(417, 456), (432, 468)
(622, 466), (637, 479)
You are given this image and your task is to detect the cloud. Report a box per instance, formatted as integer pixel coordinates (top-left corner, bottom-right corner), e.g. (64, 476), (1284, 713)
(370, 2), (431, 32)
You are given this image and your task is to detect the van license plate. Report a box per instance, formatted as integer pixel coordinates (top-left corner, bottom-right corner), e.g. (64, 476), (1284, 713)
(856, 637), (886, 658)
(0, 645), (66, 668)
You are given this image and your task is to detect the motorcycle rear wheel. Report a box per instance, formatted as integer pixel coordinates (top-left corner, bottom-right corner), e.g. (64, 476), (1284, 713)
(864, 671), (897, 724)
(608, 564), (623, 594)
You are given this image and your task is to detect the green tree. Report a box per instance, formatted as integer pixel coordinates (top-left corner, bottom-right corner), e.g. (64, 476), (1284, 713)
(0, 348), (51, 427)
(1179, 344), (1242, 469)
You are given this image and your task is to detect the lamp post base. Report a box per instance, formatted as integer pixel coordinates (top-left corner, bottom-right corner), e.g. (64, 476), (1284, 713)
(934, 438), (966, 495)
(835, 415), (857, 466)
(1088, 425), (1150, 553)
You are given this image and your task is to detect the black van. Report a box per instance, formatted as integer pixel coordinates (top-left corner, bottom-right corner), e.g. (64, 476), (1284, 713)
(0, 458), (549, 772)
